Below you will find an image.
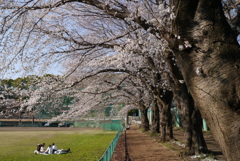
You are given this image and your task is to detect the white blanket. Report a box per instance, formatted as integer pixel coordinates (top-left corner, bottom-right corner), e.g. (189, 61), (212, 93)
(34, 150), (68, 155)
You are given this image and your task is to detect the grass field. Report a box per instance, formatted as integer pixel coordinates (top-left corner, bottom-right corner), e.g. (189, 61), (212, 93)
(0, 127), (117, 161)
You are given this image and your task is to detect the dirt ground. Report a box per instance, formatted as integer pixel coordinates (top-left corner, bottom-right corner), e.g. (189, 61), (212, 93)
(111, 124), (226, 161)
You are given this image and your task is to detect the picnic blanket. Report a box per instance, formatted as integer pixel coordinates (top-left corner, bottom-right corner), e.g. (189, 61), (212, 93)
(34, 150), (68, 155)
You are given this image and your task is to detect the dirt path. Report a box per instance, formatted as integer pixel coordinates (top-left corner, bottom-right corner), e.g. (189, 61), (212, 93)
(112, 124), (183, 161)
(111, 124), (226, 161)
(126, 125), (183, 161)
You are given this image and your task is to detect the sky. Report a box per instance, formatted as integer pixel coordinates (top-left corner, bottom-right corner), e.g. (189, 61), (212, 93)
(1, 62), (63, 80)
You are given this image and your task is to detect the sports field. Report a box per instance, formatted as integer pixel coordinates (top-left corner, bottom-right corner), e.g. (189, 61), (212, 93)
(0, 127), (117, 161)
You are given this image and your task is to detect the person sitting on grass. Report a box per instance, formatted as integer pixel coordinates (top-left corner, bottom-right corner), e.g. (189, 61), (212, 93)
(52, 143), (58, 153)
(40, 143), (45, 153)
(45, 145), (53, 154)
(36, 144), (40, 154)
(35, 143), (45, 154)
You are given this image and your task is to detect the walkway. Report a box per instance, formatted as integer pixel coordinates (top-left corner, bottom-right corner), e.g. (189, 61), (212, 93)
(111, 124), (226, 161)
(126, 125), (183, 161)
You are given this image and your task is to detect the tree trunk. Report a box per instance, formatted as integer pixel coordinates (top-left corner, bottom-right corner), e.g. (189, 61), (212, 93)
(165, 51), (208, 154)
(151, 98), (160, 134)
(159, 103), (167, 142)
(139, 106), (150, 131)
(157, 91), (173, 142)
(167, 102), (174, 140)
(159, 102), (173, 141)
(175, 86), (194, 155)
(172, 0), (240, 160)
(192, 109), (209, 154)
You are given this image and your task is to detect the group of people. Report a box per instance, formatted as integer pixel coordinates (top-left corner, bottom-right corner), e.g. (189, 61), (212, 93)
(34, 143), (70, 155)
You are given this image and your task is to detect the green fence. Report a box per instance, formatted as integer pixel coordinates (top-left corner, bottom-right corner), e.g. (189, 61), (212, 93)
(103, 120), (123, 131)
(99, 125), (124, 161)
(73, 120), (103, 128)
(0, 119), (124, 129)
(74, 120), (124, 131)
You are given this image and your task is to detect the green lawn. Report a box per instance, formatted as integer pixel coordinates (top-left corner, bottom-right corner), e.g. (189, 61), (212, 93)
(0, 128), (117, 161)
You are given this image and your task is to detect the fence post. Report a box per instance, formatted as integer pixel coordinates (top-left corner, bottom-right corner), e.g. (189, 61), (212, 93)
(202, 119), (208, 131)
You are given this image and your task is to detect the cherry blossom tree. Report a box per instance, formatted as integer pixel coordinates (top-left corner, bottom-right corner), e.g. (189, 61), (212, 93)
(0, 0), (206, 155)
(0, 1), (240, 160)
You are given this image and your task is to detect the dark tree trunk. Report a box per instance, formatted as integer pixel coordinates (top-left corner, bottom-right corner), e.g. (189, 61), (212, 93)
(177, 87), (194, 155)
(159, 103), (173, 141)
(172, 0), (240, 160)
(167, 102), (174, 140)
(157, 91), (173, 142)
(139, 106), (150, 131)
(192, 109), (209, 154)
(174, 81), (209, 155)
(165, 51), (208, 154)
(151, 98), (160, 134)
(159, 102), (167, 142)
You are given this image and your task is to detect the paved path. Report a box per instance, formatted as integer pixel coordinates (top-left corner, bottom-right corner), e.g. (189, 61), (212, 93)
(126, 125), (183, 161)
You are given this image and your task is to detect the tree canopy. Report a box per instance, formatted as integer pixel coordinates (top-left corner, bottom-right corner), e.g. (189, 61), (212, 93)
(0, 1), (240, 160)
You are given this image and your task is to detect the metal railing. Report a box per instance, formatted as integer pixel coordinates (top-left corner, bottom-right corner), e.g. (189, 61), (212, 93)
(98, 125), (123, 161)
